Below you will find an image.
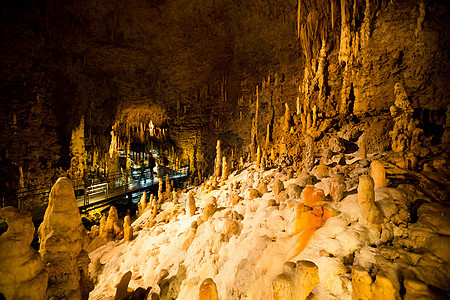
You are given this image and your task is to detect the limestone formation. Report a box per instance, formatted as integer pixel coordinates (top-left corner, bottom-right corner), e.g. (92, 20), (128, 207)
(272, 179), (285, 195)
(214, 140), (222, 178)
(329, 174), (346, 202)
(351, 266), (373, 300)
(123, 215), (133, 242)
(202, 198), (217, 221)
(38, 177), (92, 299)
(272, 273), (294, 300)
(199, 278), (219, 300)
(296, 172), (313, 188)
(302, 185), (325, 207)
(286, 183), (302, 199)
(303, 134), (314, 172)
(166, 174), (172, 194)
(0, 206), (48, 300)
(188, 192), (196, 216)
(389, 83), (422, 152)
(315, 164), (328, 179)
(357, 175), (382, 230)
(138, 191), (147, 215)
(158, 178), (164, 201)
(404, 279), (437, 300)
(257, 181), (268, 194)
(370, 160), (387, 188)
(68, 117), (86, 185)
(222, 156), (228, 182)
(105, 206), (122, 240)
(272, 260), (319, 300)
(248, 188), (262, 199)
(256, 145), (261, 168)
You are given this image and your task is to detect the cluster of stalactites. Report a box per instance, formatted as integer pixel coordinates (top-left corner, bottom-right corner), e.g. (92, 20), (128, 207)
(108, 120), (167, 158)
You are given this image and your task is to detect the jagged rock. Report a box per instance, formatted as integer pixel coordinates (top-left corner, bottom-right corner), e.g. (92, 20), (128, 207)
(286, 183), (302, 199)
(38, 177), (92, 300)
(124, 215), (133, 242)
(357, 175), (382, 231)
(329, 174), (346, 202)
(199, 278), (219, 300)
(370, 160), (387, 188)
(272, 179), (285, 195)
(328, 135), (345, 153)
(0, 206), (48, 300)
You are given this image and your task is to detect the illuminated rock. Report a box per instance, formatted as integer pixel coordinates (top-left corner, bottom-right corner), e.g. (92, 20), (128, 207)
(105, 206), (122, 240)
(214, 140), (222, 178)
(138, 191), (147, 215)
(272, 260), (319, 300)
(329, 174), (345, 202)
(202, 198), (217, 221)
(199, 278), (219, 300)
(188, 192), (196, 216)
(272, 274), (294, 300)
(257, 181), (268, 194)
(302, 185), (325, 207)
(292, 260), (319, 300)
(222, 156), (228, 181)
(404, 279), (437, 300)
(357, 175), (382, 230)
(248, 188), (262, 200)
(371, 274), (396, 300)
(223, 219), (239, 240)
(38, 177), (92, 299)
(370, 160), (386, 188)
(272, 179), (285, 195)
(351, 266), (372, 300)
(123, 215), (133, 242)
(0, 206), (48, 300)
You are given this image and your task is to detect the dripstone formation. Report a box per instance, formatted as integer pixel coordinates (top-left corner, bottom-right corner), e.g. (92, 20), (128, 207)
(38, 177), (92, 299)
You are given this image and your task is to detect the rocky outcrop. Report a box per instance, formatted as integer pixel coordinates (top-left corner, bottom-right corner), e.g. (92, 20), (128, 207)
(0, 206), (48, 300)
(38, 177), (92, 299)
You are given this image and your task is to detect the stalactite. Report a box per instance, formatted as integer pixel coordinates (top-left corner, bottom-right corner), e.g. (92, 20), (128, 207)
(297, 0), (301, 39)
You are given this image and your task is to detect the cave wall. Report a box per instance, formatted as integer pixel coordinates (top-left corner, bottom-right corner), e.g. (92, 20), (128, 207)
(0, 0), (449, 204)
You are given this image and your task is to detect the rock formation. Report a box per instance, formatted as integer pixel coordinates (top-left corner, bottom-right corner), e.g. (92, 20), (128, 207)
(38, 177), (92, 299)
(357, 175), (382, 231)
(123, 215), (133, 242)
(303, 134), (314, 172)
(329, 174), (345, 202)
(105, 206), (122, 240)
(272, 260), (319, 300)
(187, 192), (196, 216)
(199, 278), (219, 300)
(370, 160), (387, 188)
(0, 206), (48, 300)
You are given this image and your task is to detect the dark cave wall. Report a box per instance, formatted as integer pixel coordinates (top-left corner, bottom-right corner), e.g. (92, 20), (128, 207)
(0, 0), (449, 201)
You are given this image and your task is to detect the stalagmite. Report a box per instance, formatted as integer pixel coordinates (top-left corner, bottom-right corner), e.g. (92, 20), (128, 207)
(199, 278), (219, 300)
(0, 206), (48, 300)
(138, 191), (147, 214)
(221, 156), (228, 182)
(256, 145), (261, 168)
(284, 103), (290, 133)
(357, 175), (382, 230)
(166, 174), (172, 193)
(68, 117), (86, 185)
(329, 174), (346, 202)
(105, 206), (121, 240)
(123, 215), (133, 242)
(188, 192), (196, 216)
(265, 123), (271, 151)
(214, 140), (222, 178)
(370, 160), (386, 188)
(352, 266), (373, 300)
(302, 185), (325, 207)
(158, 177), (164, 201)
(38, 177), (92, 299)
(273, 260), (319, 300)
(303, 134), (314, 172)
